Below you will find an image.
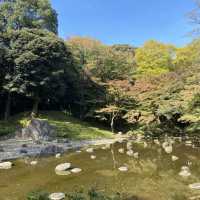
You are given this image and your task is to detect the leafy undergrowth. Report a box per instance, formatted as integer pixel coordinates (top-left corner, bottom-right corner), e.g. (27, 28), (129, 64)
(0, 111), (113, 140)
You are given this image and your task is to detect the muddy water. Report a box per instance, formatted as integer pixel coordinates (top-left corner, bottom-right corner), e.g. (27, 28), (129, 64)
(1, 139), (200, 200)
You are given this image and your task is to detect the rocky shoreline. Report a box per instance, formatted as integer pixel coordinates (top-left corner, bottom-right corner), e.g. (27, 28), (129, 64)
(0, 137), (124, 161)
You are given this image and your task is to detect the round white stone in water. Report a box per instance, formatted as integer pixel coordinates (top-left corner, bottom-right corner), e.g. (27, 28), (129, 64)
(55, 153), (61, 158)
(86, 148), (94, 153)
(133, 152), (139, 159)
(49, 192), (65, 200)
(118, 148), (125, 154)
(164, 146), (173, 154)
(118, 166), (128, 172)
(171, 155), (179, 161)
(30, 161), (38, 165)
(126, 150), (134, 156)
(0, 161), (12, 169)
(55, 163), (71, 172)
(189, 183), (200, 190)
(91, 155), (96, 159)
(71, 168), (82, 173)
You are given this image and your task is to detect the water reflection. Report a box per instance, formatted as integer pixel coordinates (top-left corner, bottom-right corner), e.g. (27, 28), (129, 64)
(1, 138), (200, 199)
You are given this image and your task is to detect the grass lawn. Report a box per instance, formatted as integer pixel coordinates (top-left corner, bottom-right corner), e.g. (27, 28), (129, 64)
(0, 111), (113, 140)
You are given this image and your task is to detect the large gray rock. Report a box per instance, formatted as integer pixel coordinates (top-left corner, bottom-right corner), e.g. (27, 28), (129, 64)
(16, 119), (55, 141)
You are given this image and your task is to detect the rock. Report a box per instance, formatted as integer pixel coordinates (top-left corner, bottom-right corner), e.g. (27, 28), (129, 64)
(118, 148), (125, 154)
(40, 145), (64, 156)
(118, 166), (128, 172)
(86, 148), (94, 153)
(15, 119), (55, 141)
(126, 142), (132, 150)
(55, 163), (71, 172)
(133, 152), (139, 159)
(126, 150), (134, 156)
(71, 168), (82, 173)
(30, 161), (38, 165)
(91, 155), (96, 159)
(179, 166), (191, 177)
(189, 183), (200, 190)
(143, 142), (148, 148)
(164, 146), (173, 154)
(0, 161), (12, 169)
(55, 153), (61, 158)
(154, 139), (160, 145)
(76, 150), (82, 153)
(49, 192), (65, 200)
(171, 155), (179, 161)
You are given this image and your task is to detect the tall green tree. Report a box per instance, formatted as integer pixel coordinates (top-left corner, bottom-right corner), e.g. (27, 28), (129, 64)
(0, 0), (58, 33)
(1, 28), (73, 118)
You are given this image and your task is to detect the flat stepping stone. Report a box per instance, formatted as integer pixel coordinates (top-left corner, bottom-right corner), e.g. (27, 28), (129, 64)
(55, 163), (71, 172)
(172, 155), (179, 161)
(49, 192), (65, 200)
(118, 148), (125, 154)
(30, 161), (38, 165)
(118, 166), (128, 172)
(71, 168), (82, 173)
(0, 162), (12, 169)
(86, 148), (94, 153)
(189, 183), (200, 190)
(90, 155), (96, 159)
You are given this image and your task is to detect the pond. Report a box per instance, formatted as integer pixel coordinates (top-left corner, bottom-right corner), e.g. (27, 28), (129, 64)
(1, 138), (200, 200)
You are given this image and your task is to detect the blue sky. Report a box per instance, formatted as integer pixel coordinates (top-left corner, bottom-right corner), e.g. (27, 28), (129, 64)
(51, 0), (196, 47)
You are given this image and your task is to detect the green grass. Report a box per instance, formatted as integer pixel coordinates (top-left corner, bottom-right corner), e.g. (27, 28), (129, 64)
(0, 111), (113, 140)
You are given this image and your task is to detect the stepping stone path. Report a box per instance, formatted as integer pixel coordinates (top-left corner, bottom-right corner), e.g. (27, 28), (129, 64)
(49, 192), (65, 200)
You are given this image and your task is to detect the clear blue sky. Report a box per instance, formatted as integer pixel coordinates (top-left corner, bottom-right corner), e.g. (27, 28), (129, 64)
(51, 0), (196, 47)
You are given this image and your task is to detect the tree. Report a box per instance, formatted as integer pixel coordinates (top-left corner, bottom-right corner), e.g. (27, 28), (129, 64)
(135, 40), (175, 76)
(0, 0), (58, 33)
(67, 37), (136, 82)
(1, 28), (73, 118)
(95, 86), (137, 132)
(174, 39), (200, 68)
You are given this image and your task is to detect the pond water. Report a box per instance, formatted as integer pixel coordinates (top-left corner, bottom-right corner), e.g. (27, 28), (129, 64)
(1, 138), (200, 200)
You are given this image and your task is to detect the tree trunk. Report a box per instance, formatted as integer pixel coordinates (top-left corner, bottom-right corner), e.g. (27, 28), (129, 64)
(110, 112), (117, 133)
(31, 97), (40, 118)
(4, 93), (11, 121)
